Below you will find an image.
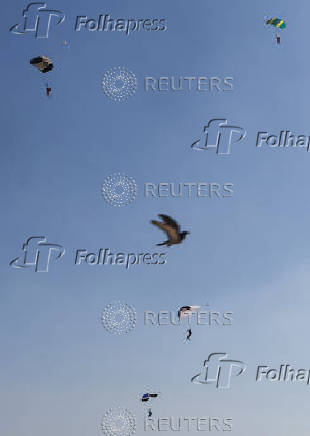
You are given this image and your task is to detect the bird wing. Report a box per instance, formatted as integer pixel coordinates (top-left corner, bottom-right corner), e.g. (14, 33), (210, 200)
(151, 220), (180, 242)
(158, 214), (180, 231)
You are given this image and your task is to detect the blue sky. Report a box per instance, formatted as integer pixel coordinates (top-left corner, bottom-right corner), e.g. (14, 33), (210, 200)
(1, 0), (310, 435)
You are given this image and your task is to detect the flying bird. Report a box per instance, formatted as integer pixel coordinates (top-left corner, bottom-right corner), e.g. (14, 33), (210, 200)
(151, 214), (189, 246)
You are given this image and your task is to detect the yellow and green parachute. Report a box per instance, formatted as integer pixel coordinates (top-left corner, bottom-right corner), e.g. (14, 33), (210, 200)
(266, 18), (287, 29)
(266, 18), (286, 44)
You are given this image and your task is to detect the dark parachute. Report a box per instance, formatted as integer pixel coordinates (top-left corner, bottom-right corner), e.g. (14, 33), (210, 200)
(30, 56), (53, 96)
(30, 56), (53, 73)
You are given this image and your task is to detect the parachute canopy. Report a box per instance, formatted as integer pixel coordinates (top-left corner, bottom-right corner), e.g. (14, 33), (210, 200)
(30, 56), (53, 73)
(266, 18), (287, 29)
(142, 393), (158, 402)
(178, 306), (200, 318)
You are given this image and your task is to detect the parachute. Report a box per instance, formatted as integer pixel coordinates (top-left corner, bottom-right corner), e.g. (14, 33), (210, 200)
(141, 393), (158, 402)
(30, 56), (53, 73)
(178, 306), (200, 319)
(266, 18), (287, 29)
(266, 18), (286, 44)
(30, 56), (54, 97)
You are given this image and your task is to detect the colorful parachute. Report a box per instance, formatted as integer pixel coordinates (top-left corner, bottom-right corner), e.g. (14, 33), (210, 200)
(30, 56), (53, 73)
(266, 18), (286, 44)
(266, 18), (287, 29)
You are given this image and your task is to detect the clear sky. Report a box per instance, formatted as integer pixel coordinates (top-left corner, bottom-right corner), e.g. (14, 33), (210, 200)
(1, 0), (310, 435)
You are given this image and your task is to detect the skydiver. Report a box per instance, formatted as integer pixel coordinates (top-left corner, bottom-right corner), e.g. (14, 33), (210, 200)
(46, 83), (52, 97)
(186, 328), (192, 341)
